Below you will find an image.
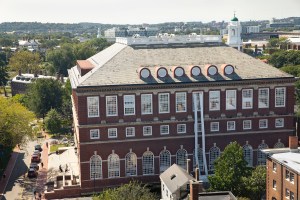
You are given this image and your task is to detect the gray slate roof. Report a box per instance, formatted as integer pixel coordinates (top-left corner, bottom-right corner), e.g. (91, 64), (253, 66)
(159, 164), (195, 194)
(69, 42), (293, 88)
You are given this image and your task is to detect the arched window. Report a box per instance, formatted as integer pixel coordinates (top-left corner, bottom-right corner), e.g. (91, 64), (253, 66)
(274, 141), (285, 148)
(125, 152), (137, 176)
(193, 147), (204, 171)
(243, 144), (253, 167)
(142, 151), (154, 175)
(257, 142), (268, 165)
(159, 149), (171, 173)
(176, 148), (187, 169)
(107, 153), (120, 178)
(209, 144), (220, 171)
(90, 155), (102, 179)
(231, 29), (236, 36)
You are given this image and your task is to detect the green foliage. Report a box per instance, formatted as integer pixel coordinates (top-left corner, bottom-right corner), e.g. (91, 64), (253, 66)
(44, 109), (62, 134)
(268, 50), (300, 68)
(26, 78), (64, 117)
(8, 50), (42, 72)
(208, 142), (251, 196)
(0, 97), (35, 148)
(243, 166), (266, 200)
(94, 181), (157, 200)
(267, 37), (290, 49)
(280, 65), (300, 76)
(0, 65), (9, 96)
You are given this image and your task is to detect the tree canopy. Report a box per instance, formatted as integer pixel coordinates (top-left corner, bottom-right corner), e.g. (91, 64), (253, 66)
(44, 109), (62, 134)
(268, 50), (300, 68)
(0, 97), (35, 148)
(8, 50), (42, 72)
(243, 166), (266, 200)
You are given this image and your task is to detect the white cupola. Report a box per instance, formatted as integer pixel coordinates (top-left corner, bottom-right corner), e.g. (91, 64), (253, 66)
(226, 13), (242, 51)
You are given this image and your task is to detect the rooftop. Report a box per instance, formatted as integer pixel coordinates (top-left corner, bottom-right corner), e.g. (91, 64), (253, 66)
(271, 152), (300, 173)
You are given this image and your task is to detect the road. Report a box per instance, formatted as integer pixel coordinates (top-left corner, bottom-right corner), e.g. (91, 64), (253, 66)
(3, 138), (44, 200)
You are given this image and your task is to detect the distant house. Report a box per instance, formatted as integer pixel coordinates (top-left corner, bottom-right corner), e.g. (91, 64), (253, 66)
(18, 39), (40, 51)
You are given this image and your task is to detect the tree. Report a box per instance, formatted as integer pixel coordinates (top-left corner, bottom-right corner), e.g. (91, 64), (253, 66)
(0, 65), (9, 96)
(0, 97), (35, 148)
(8, 50), (42, 72)
(208, 142), (250, 196)
(26, 78), (64, 118)
(243, 166), (266, 200)
(44, 109), (62, 134)
(268, 50), (300, 68)
(95, 181), (157, 200)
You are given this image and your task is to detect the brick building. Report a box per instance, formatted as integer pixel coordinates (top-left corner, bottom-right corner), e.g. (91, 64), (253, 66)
(68, 34), (296, 194)
(265, 136), (300, 200)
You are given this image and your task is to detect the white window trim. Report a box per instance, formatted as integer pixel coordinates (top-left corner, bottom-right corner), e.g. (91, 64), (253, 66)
(243, 120), (252, 130)
(258, 88), (269, 108)
(210, 122), (219, 132)
(275, 118), (284, 128)
(159, 93), (170, 114)
(106, 96), (118, 116)
(209, 91), (220, 111)
(226, 90), (236, 110)
(175, 92), (187, 113)
(259, 119), (268, 129)
(227, 121), (236, 131)
(108, 128), (118, 138)
(177, 124), (186, 134)
(242, 89), (253, 109)
(87, 96), (99, 118)
(141, 94), (153, 115)
(275, 87), (286, 107)
(160, 125), (169, 135)
(143, 126), (152, 136)
(126, 127), (135, 137)
(90, 129), (100, 139)
(123, 95), (135, 116)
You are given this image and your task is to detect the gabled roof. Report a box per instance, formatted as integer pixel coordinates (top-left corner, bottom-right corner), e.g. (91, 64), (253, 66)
(160, 164), (195, 194)
(68, 40), (293, 89)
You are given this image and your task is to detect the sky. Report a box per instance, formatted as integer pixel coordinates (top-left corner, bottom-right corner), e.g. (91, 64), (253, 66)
(0, 0), (299, 24)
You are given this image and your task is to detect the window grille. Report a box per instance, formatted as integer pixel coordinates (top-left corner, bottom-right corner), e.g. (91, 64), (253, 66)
(176, 148), (187, 169)
(126, 127), (135, 137)
(87, 96), (99, 117)
(193, 147), (204, 171)
(176, 92), (187, 112)
(108, 128), (117, 138)
(159, 93), (170, 113)
(125, 152), (137, 176)
(177, 124), (186, 134)
(143, 126), (152, 136)
(209, 91), (220, 111)
(108, 153), (120, 178)
(258, 88), (269, 108)
(243, 120), (252, 130)
(141, 94), (152, 114)
(257, 143), (268, 165)
(106, 96), (118, 116)
(243, 144), (253, 167)
(90, 155), (102, 179)
(159, 150), (171, 173)
(242, 89), (253, 109)
(226, 90), (236, 110)
(142, 151), (154, 175)
(160, 125), (169, 135)
(275, 87), (285, 107)
(124, 95), (135, 115)
(90, 129), (100, 139)
(209, 145), (220, 171)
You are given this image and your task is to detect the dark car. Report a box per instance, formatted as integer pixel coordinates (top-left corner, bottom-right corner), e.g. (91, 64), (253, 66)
(29, 162), (39, 170)
(33, 150), (41, 157)
(27, 168), (38, 178)
(35, 144), (42, 151)
(31, 154), (41, 163)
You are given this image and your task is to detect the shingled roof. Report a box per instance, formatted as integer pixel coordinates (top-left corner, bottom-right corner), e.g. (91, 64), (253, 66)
(68, 42), (293, 88)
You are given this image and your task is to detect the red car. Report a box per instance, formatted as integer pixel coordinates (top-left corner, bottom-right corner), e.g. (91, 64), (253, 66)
(31, 154), (40, 163)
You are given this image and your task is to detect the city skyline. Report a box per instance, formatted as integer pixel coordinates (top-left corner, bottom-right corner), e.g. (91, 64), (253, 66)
(1, 0), (299, 24)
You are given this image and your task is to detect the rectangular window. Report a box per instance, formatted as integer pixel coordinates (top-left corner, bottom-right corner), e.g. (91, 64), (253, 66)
(160, 125), (169, 135)
(275, 87), (286, 107)
(273, 180), (277, 190)
(258, 88), (269, 108)
(273, 162), (277, 172)
(209, 91), (220, 111)
(176, 92), (187, 112)
(290, 173), (294, 183)
(226, 90), (236, 110)
(259, 119), (268, 129)
(143, 126), (152, 136)
(275, 118), (284, 128)
(126, 127), (135, 137)
(242, 89), (253, 109)
(124, 95), (135, 115)
(141, 94), (152, 115)
(285, 188), (290, 198)
(87, 96), (99, 118)
(177, 124), (186, 134)
(159, 93), (170, 113)
(108, 128), (117, 138)
(210, 122), (219, 132)
(227, 121), (235, 131)
(106, 96), (118, 116)
(90, 129), (100, 139)
(290, 191), (294, 200)
(243, 120), (252, 130)
(286, 170), (290, 180)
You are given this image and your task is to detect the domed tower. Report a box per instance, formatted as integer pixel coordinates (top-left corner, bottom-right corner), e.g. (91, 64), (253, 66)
(226, 13), (242, 51)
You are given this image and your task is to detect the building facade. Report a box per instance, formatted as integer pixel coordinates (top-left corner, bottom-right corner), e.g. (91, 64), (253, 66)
(68, 34), (296, 194)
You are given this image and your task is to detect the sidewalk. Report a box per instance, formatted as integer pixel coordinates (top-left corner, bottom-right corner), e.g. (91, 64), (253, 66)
(0, 147), (20, 200)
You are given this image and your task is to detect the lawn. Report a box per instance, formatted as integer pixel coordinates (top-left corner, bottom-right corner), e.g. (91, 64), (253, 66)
(50, 144), (68, 153)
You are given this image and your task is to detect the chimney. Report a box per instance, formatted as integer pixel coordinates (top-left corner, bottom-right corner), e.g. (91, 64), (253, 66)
(189, 180), (203, 200)
(289, 136), (298, 151)
(195, 168), (199, 181)
(187, 159), (191, 174)
(18, 70), (22, 76)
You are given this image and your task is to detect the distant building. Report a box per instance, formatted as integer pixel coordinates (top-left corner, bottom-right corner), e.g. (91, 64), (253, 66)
(104, 27), (126, 38)
(266, 19), (294, 29)
(288, 37), (300, 50)
(263, 136), (300, 200)
(244, 26), (260, 33)
(18, 39), (39, 52)
(104, 26), (159, 38)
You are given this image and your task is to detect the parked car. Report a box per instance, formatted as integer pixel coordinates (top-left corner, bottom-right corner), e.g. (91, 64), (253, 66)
(33, 150), (41, 157)
(35, 144), (42, 151)
(29, 162), (39, 170)
(27, 168), (38, 178)
(31, 154), (41, 163)
(61, 137), (69, 144)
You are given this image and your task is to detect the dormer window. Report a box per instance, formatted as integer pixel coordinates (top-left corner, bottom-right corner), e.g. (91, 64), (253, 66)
(191, 66), (201, 76)
(157, 67), (168, 78)
(140, 68), (150, 78)
(224, 65), (234, 75)
(208, 65), (218, 76)
(174, 67), (184, 77)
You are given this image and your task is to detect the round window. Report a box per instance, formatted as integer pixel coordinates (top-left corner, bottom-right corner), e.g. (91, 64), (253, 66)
(224, 65), (234, 75)
(191, 66), (201, 76)
(140, 68), (150, 78)
(158, 68), (167, 78)
(175, 67), (184, 77)
(208, 66), (217, 76)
